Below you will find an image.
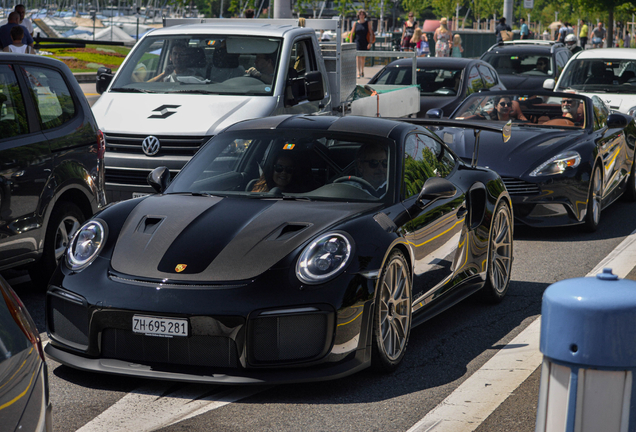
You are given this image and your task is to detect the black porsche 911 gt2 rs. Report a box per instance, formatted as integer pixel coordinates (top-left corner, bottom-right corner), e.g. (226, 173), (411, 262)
(45, 115), (513, 384)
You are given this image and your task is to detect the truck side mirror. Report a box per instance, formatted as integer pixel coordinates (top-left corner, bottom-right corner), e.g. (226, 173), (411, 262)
(305, 71), (324, 101)
(96, 66), (114, 94)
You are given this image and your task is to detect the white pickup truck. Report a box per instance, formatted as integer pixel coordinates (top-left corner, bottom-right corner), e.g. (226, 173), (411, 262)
(94, 17), (419, 201)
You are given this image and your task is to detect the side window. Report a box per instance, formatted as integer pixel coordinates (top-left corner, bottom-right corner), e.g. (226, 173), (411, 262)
(0, 65), (28, 139)
(21, 65), (76, 130)
(592, 95), (609, 130)
(285, 39), (318, 105)
(403, 133), (456, 198)
(555, 52), (567, 78)
(477, 64), (496, 89)
(466, 67), (484, 96)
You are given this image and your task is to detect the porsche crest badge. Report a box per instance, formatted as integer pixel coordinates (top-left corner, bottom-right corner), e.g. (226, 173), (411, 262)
(175, 264), (187, 272)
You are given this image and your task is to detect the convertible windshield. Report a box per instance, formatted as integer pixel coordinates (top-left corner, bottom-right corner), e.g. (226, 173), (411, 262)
(110, 34), (281, 96)
(452, 92), (587, 128)
(373, 66), (462, 96)
(558, 59), (636, 93)
(167, 130), (394, 202)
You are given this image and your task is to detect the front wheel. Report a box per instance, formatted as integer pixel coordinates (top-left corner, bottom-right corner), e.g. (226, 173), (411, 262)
(478, 201), (513, 303)
(29, 202), (84, 287)
(623, 160), (636, 202)
(583, 164), (602, 232)
(371, 250), (412, 373)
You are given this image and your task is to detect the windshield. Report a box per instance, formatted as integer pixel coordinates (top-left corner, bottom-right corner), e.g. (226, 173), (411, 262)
(167, 130), (394, 202)
(558, 59), (636, 93)
(372, 66), (462, 96)
(481, 51), (554, 77)
(452, 92), (587, 128)
(110, 34), (281, 95)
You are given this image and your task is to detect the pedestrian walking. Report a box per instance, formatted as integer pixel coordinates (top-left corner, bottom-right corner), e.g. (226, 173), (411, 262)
(0, 11), (33, 50)
(350, 9), (375, 78)
(412, 28), (429, 57)
(14, 5), (32, 37)
(402, 12), (417, 51)
(625, 30), (631, 48)
(434, 17), (452, 57)
(579, 19), (588, 49)
(495, 17), (512, 44)
(592, 22), (606, 48)
(520, 18), (529, 39)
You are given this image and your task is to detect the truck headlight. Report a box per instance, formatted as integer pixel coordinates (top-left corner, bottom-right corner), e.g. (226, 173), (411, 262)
(530, 151), (581, 176)
(66, 220), (106, 272)
(296, 232), (353, 284)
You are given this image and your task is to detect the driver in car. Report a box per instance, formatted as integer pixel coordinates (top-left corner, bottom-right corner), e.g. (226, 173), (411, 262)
(340, 142), (388, 197)
(148, 44), (199, 82)
(246, 53), (276, 84)
(561, 97), (584, 125)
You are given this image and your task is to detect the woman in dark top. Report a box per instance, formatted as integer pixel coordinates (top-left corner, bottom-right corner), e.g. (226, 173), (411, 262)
(351, 9), (374, 78)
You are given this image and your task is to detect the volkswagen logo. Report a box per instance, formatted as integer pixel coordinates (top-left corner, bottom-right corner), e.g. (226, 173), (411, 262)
(142, 136), (161, 156)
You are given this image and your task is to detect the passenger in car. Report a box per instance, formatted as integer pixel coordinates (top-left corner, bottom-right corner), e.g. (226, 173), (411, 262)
(251, 153), (301, 193)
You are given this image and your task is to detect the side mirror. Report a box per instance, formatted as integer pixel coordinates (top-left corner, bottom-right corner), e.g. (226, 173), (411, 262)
(426, 108), (443, 119)
(543, 78), (555, 90)
(147, 166), (170, 193)
(96, 66), (114, 94)
(607, 112), (628, 129)
(416, 177), (456, 208)
(305, 71), (325, 101)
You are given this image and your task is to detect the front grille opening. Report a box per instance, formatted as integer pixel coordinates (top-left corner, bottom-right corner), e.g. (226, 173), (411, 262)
(48, 295), (89, 347)
(248, 312), (332, 364)
(501, 177), (541, 195)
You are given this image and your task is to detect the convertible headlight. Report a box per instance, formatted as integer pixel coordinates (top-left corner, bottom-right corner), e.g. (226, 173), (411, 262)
(66, 220), (106, 272)
(529, 151), (581, 177)
(296, 232), (353, 284)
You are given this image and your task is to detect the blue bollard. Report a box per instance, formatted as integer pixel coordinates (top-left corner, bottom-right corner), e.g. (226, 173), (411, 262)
(536, 268), (636, 432)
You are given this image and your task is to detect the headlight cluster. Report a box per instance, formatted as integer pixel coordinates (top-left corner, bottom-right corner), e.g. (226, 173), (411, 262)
(296, 232), (352, 284)
(530, 151), (581, 177)
(66, 220), (106, 272)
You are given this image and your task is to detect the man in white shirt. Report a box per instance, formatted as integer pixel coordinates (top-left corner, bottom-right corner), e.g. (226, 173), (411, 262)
(14, 5), (33, 36)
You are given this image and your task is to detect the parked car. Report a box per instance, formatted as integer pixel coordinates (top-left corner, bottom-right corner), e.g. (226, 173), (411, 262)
(367, 57), (506, 117)
(437, 90), (636, 230)
(480, 41), (572, 91)
(0, 274), (52, 432)
(0, 54), (106, 286)
(45, 115), (513, 384)
(545, 48), (636, 115)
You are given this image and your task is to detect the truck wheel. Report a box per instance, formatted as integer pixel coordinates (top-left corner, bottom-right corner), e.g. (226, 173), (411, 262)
(371, 250), (412, 373)
(30, 202), (84, 288)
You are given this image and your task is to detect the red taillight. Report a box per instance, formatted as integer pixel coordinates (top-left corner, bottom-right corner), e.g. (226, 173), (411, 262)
(97, 129), (106, 160)
(0, 276), (45, 362)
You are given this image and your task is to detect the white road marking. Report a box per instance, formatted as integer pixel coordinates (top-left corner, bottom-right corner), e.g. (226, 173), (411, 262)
(76, 382), (270, 432)
(407, 228), (636, 432)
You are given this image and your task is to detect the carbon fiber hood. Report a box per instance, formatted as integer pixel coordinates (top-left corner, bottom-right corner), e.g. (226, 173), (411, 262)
(110, 194), (375, 281)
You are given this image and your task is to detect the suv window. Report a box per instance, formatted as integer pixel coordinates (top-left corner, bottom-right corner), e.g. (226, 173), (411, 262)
(0, 65), (28, 139)
(22, 65), (76, 130)
(466, 66), (484, 95)
(477, 64), (497, 89)
(592, 95), (609, 130)
(482, 50), (554, 77)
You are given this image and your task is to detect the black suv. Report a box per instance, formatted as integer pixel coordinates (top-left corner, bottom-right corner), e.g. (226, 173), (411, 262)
(480, 40), (572, 91)
(0, 54), (106, 286)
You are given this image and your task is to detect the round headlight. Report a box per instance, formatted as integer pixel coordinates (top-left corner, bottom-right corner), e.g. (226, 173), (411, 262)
(66, 220), (106, 272)
(296, 232), (353, 284)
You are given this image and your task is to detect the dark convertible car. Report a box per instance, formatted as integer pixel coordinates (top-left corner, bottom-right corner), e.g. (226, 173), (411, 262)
(434, 90), (636, 230)
(45, 115), (513, 384)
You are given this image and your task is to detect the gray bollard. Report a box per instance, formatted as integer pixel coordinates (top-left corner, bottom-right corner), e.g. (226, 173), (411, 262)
(536, 268), (636, 432)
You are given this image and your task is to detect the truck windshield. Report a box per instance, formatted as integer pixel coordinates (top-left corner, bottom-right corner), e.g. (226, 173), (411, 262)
(110, 35), (282, 96)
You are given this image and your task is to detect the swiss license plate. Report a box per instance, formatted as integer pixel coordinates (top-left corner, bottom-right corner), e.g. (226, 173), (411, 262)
(132, 315), (189, 337)
(132, 192), (150, 199)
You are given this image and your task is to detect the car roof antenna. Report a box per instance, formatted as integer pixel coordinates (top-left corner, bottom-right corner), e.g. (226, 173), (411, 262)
(471, 129), (481, 169)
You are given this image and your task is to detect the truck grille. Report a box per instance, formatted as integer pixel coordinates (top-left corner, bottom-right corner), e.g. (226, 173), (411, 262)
(106, 168), (180, 186)
(104, 133), (210, 157)
(501, 177), (541, 196)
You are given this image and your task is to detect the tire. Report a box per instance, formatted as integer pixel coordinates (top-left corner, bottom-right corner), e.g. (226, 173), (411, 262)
(478, 201), (513, 304)
(29, 202), (85, 287)
(623, 160), (636, 202)
(371, 250), (412, 373)
(583, 164), (602, 232)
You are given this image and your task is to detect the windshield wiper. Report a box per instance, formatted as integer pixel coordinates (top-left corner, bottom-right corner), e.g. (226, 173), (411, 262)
(110, 87), (157, 93)
(168, 90), (220, 95)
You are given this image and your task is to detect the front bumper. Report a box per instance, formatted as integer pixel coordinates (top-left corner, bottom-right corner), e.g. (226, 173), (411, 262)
(45, 260), (376, 384)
